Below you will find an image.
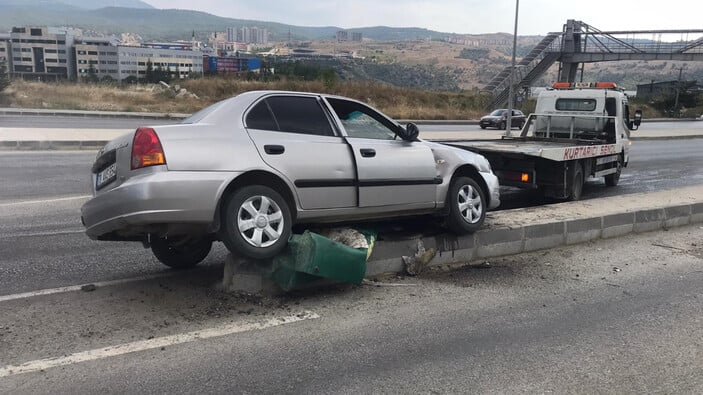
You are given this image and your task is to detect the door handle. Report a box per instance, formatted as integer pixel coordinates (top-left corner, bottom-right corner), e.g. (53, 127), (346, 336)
(360, 148), (376, 158)
(264, 145), (285, 155)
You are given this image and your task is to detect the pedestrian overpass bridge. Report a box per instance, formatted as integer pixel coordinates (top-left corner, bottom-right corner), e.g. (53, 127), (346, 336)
(483, 20), (703, 108)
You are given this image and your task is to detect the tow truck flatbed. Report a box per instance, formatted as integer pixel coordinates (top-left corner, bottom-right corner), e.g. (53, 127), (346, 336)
(442, 82), (642, 200)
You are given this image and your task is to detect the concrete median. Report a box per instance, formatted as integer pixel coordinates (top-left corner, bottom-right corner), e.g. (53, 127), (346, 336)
(364, 185), (703, 277)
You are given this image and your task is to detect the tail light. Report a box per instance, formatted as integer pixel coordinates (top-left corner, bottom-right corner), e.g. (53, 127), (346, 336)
(131, 127), (166, 170)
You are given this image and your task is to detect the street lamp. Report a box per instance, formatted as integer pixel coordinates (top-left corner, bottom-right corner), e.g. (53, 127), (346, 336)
(506, 0), (520, 137)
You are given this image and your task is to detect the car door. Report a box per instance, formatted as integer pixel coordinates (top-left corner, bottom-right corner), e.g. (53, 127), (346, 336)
(324, 97), (438, 208)
(245, 94), (356, 210)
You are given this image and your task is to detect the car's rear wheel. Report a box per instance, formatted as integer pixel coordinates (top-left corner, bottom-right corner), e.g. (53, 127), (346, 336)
(221, 185), (292, 260)
(446, 176), (487, 234)
(480, 124), (487, 129)
(499, 121), (506, 130)
(150, 235), (212, 269)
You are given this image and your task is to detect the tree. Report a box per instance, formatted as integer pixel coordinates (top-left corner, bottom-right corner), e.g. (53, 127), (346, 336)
(84, 64), (99, 83)
(145, 59), (155, 83)
(0, 58), (9, 92)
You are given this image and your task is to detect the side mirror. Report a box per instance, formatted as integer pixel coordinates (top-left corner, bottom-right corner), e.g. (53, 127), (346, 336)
(630, 109), (643, 131)
(398, 122), (420, 141)
(634, 110), (642, 126)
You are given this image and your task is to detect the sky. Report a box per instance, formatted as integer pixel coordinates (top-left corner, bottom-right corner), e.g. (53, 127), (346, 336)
(144, 0), (703, 36)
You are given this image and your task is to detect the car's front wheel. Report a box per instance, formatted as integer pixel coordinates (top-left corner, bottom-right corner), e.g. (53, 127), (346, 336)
(445, 176), (487, 234)
(221, 185), (292, 260)
(151, 235), (212, 269)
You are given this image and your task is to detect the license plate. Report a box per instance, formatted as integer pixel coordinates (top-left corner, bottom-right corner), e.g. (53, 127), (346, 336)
(96, 162), (117, 190)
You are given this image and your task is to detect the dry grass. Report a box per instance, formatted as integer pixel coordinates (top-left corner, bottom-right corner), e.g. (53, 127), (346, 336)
(3, 78), (489, 119)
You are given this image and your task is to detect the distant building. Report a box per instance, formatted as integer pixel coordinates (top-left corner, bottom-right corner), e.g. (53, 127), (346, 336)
(0, 33), (10, 72)
(75, 38), (203, 82)
(233, 26), (268, 45)
(6, 26), (206, 83)
(203, 56), (261, 74)
(351, 32), (362, 42)
(114, 45), (204, 81)
(74, 37), (120, 81)
(9, 26), (76, 81)
(226, 27), (236, 42)
(336, 31), (348, 42)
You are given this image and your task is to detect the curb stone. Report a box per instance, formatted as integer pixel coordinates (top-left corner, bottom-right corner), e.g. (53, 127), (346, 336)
(364, 202), (703, 277)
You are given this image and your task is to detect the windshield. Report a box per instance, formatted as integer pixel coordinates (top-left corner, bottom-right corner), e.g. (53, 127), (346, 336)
(490, 109), (506, 116)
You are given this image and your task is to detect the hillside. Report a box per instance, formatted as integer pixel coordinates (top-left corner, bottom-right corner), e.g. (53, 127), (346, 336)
(0, 4), (447, 42)
(0, 0), (152, 9)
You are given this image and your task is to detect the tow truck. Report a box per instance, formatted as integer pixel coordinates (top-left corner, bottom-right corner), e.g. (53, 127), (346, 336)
(450, 82), (642, 200)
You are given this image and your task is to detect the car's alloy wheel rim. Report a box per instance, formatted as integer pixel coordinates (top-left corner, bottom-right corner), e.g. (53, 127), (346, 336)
(237, 195), (284, 248)
(457, 185), (483, 224)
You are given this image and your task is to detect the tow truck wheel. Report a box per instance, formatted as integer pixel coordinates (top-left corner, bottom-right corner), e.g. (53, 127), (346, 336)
(568, 162), (584, 201)
(605, 156), (622, 186)
(446, 176), (487, 234)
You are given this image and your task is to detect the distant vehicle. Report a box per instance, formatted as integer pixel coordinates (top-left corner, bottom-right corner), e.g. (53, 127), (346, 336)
(453, 82), (642, 201)
(479, 109), (526, 129)
(81, 91), (500, 267)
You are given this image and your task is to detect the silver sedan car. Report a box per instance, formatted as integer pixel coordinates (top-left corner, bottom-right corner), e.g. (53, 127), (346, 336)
(81, 91), (500, 268)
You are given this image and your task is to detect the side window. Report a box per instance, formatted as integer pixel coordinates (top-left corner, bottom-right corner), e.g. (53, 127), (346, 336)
(245, 100), (278, 131)
(327, 98), (398, 140)
(266, 96), (335, 137)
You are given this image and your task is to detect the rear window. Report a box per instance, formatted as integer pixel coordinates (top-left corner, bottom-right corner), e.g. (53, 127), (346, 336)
(245, 100), (278, 131)
(555, 99), (597, 111)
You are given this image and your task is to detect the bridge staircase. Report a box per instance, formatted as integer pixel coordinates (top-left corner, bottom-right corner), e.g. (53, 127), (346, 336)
(482, 33), (562, 109)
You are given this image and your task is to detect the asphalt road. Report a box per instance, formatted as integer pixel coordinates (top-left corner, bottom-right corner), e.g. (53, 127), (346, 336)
(0, 115), (183, 129)
(1, 222), (701, 393)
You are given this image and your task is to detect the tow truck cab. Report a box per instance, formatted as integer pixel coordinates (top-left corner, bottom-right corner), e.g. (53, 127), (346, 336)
(532, 82), (642, 162)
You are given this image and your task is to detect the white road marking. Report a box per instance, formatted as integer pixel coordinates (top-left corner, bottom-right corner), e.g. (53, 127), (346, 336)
(1, 229), (85, 239)
(0, 311), (320, 378)
(0, 195), (91, 207)
(0, 273), (175, 303)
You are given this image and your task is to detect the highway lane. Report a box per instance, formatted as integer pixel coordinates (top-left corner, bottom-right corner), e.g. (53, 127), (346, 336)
(1, 113), (700, 132)
(0, 115), (183, 129)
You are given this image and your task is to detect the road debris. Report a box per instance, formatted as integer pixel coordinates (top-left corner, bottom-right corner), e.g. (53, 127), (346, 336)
(80, 284), (97, 292)
(402, 240), (437, 276)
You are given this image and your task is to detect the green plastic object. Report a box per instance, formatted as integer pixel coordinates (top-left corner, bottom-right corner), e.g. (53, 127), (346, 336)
(271, 230), (371, 291)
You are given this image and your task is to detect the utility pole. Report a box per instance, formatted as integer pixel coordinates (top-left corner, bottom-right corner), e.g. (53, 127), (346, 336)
(506, 0), (520, 137)
(674, 65), (684, 116)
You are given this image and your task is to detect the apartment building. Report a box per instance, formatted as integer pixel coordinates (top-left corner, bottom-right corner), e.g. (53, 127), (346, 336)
(9, 26), (76, 80)
(0, 33), (10, 77)
(75, 39), (204, 81)
(74, 37), (120, 81)
(116, 45), (203, 81)
(5, 26), (206, 82)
